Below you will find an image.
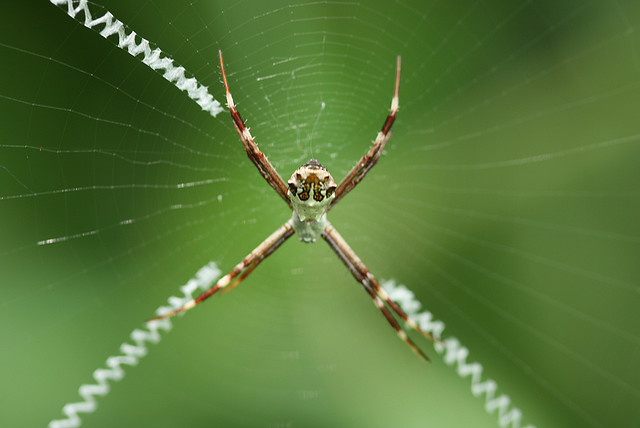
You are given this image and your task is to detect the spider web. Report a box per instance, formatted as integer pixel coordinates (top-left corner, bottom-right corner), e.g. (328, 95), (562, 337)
(1, 0), (640, 427)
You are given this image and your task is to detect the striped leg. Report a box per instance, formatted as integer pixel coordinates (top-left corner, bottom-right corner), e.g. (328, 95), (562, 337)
(148, 219), (295, 321)
(331, 56), (401, 209)
(218, 50), (292, 209)
(322, 222), (434, 362)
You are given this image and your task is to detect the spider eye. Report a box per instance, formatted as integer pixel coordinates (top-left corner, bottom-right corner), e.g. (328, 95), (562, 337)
(326, 186), (336, 198)
(299, 191), (309, 201)
(288, 183), (297, 195)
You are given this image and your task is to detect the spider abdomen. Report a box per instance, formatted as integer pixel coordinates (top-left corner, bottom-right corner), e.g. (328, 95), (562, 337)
(287, 159), (336, 221)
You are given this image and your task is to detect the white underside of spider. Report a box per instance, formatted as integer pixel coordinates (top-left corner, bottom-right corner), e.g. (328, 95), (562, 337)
(291, 212), (328, 243)
(149, 51), (439, 361)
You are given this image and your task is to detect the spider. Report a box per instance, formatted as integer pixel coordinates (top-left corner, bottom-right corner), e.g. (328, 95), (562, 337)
(149, 51), (437, 361)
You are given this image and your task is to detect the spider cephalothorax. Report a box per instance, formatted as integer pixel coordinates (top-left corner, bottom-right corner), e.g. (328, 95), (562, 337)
(149, 51), (438, 361)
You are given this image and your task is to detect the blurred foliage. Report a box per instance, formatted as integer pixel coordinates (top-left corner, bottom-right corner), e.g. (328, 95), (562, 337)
(1, 1), (639, 427)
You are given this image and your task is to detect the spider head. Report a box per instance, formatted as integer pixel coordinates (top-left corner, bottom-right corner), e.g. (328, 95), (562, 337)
(288, 159), (336, 222)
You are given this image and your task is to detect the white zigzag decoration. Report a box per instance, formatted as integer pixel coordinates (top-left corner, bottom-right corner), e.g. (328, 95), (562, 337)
(49, 0), (223, 117)
(48, 268), (535, 428)
(383, 279), (536, 428)
(48, 262), (222, 428)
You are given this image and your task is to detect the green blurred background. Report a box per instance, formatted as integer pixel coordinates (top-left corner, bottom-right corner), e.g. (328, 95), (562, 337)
(1, 1), (639, 427)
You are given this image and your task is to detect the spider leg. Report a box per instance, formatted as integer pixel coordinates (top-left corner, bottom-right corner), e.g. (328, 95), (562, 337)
(322, 222), (435, 362)
(218, 51), (292, 209)
(148, 219), (295, 321)
(331, 56), (401, 209)
(221, 218), (291, 294)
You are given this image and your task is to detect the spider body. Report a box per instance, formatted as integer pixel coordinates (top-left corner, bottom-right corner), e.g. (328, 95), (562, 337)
(149, 51), (438, 361)
(288, 159), (336, 242)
